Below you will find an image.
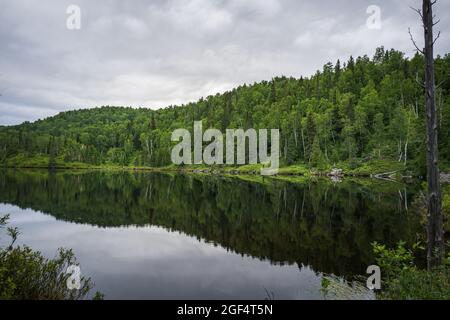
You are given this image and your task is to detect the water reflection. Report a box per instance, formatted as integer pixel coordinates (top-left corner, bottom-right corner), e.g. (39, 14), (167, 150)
(0, 170), (423, 299)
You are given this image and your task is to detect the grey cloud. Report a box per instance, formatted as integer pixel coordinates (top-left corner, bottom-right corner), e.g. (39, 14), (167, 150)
(0, 0), (449, 125)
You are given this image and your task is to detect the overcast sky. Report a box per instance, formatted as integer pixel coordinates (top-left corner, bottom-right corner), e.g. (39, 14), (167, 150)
(1, 0), (449, 125)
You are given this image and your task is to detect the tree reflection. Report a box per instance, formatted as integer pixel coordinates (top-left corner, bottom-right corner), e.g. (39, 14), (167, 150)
(0, 170), (423, 276)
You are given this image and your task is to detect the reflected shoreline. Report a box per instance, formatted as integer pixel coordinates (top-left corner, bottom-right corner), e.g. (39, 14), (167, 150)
(0, 169), (423, 278)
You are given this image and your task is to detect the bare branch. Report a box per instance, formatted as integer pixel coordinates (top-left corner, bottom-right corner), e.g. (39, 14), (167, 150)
(433, 30), (441, 45)
(409, 28), (424, 54)
(409, 6), (424, 19)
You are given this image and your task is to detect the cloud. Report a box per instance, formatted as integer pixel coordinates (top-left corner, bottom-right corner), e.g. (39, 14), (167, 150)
(0, 0), (449, 125)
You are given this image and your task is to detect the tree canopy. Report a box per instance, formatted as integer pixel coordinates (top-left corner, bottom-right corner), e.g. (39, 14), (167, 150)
(1, 48), (449, 174)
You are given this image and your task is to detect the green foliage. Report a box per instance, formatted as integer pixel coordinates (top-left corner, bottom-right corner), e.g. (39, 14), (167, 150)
(309, 136), (327, 169)
(372, 241), (418, 282)
(92, 291), (105, 300)
(346, 160), (406, 176)
(379, 266), (450, 300)
(0, 215), (94, 300)
(0, 48), (449, 173)
(276, 165), (310, 176)
(443, 185), (450, 232)
(373, 241), (450, 300)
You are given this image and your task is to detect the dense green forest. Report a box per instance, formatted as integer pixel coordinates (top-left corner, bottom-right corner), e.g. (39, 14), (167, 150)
(1, 47), (450, 174)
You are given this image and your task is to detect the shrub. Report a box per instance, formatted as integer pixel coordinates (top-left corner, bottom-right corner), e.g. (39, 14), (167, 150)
(443, 185), (450, 232)
(373, 241), (450, 300)
(0, 214), (94, 300)
(372, 241), (418, 282)
(379, 267), (450, 300)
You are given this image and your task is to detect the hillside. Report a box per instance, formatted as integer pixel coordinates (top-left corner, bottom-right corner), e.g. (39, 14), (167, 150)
(1, 47), (450, 174)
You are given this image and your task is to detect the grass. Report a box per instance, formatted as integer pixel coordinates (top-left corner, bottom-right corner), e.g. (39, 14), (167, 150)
(4, 154), (414, 179)
(321, 275), (375, 300)
(343, 159), (407, 177)
(379, 267), (450, 300)
(6, 154), (103, 170)
(277, 165), (311, 176)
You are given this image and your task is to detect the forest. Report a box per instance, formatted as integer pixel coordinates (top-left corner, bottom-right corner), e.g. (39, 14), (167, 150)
(1, 47), (450, 175)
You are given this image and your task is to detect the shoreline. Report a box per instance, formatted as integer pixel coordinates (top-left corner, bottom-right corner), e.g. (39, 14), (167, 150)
(0, 162), (418, 181)
(3, 156), (449, 183)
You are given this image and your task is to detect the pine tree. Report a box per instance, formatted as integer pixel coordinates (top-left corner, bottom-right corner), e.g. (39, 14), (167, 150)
(310, 135), (326, 168)
(48, 136), (57, 170)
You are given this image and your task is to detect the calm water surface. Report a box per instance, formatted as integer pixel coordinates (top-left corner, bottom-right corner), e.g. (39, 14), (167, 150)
(0, 170), (422, 299)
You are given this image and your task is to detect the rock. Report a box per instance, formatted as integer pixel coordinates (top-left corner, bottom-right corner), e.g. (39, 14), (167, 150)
(441, 173), (450, 183)
(329, 168), (344, 177)
(328, 168), (344, 183)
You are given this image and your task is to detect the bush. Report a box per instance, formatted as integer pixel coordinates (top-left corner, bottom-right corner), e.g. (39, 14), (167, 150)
(443, 185), (450, 233)
(373, 241), (450, 300)
(0, 214), (94, 300)
(379, 267), (450, 300)
(372, 241), (418, 282)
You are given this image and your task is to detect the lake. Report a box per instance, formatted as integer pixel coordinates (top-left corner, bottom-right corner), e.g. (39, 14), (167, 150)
(0, 170), (423, 299)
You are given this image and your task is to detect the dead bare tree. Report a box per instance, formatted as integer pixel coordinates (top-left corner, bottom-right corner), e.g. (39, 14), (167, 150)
(410, 0), (444, 269)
